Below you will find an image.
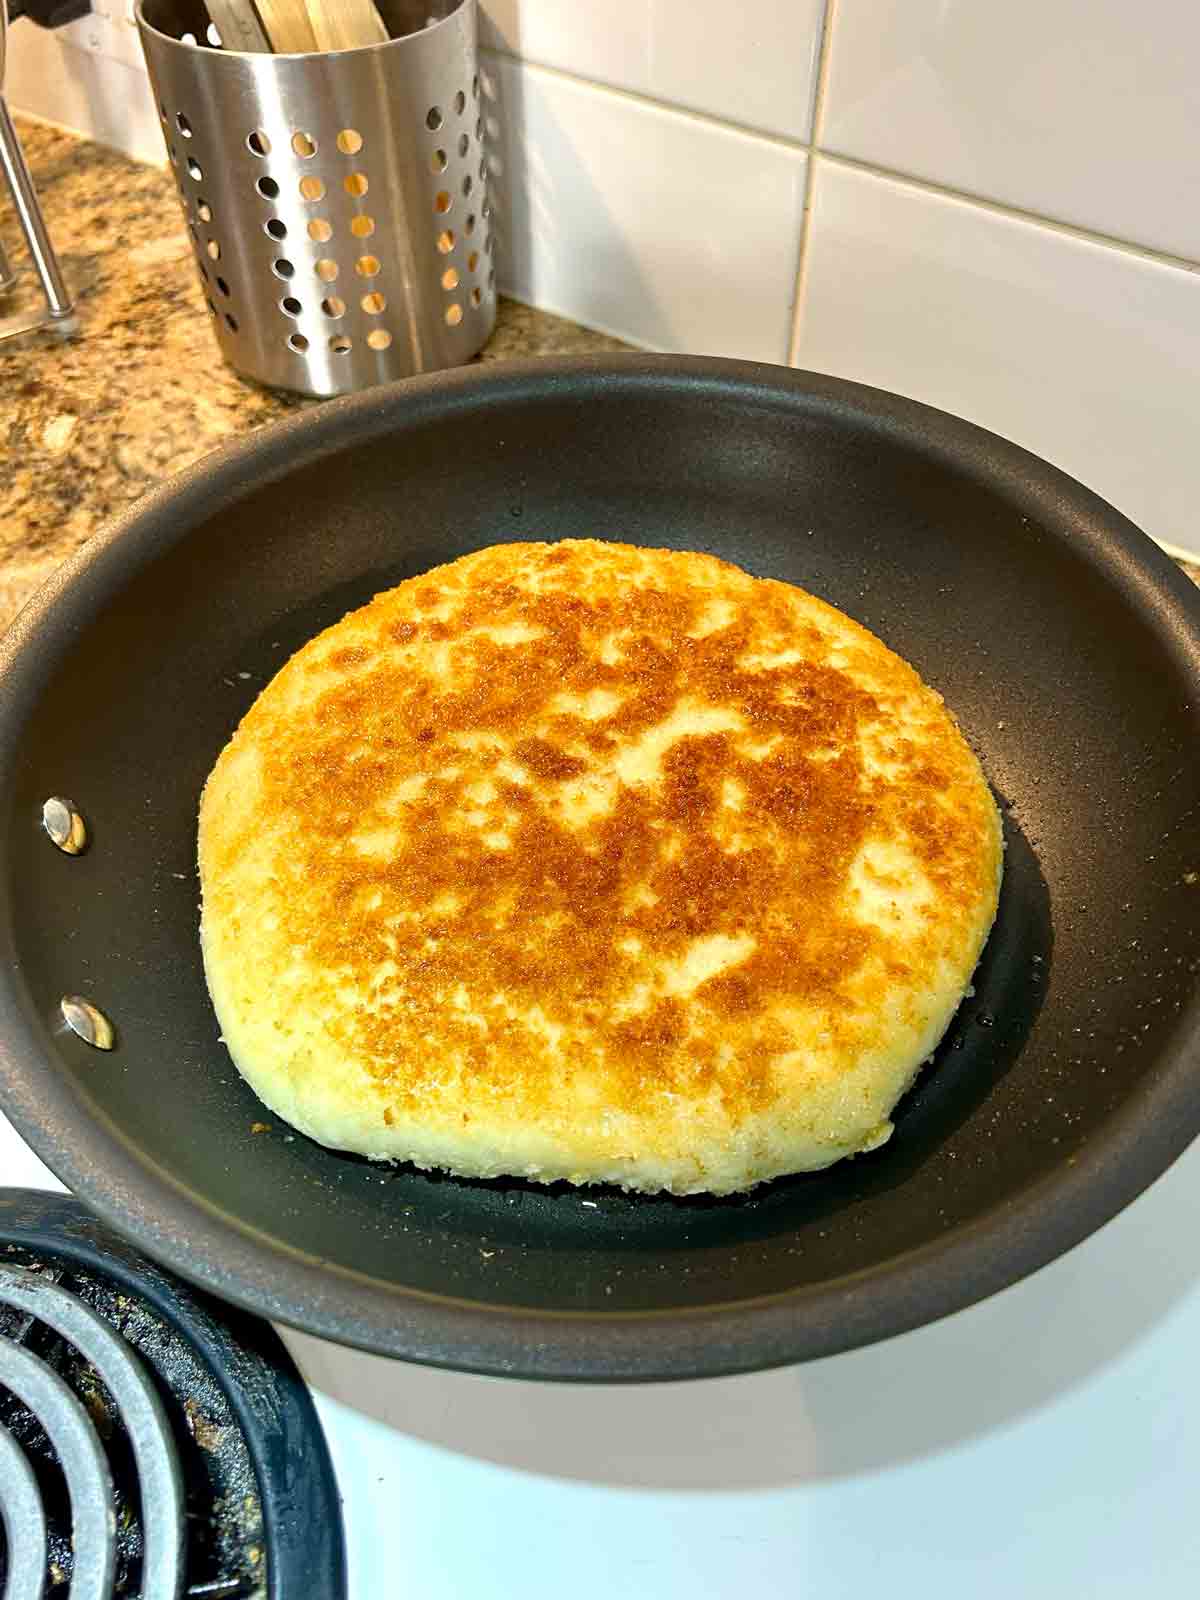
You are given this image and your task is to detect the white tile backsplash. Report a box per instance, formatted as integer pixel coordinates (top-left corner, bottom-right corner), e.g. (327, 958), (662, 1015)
(821, 0), (1200, 262)
(794, 158), (1200, 557)
(6, 30), (163, 168)
(481, 0), (827, 142)
(489, 54), (808, 359)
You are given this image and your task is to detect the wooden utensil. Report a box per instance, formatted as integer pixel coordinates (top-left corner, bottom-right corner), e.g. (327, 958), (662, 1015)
(250, 0), (320, 52)
(302, 0), (389, 51)
(203, 0), (271, 52)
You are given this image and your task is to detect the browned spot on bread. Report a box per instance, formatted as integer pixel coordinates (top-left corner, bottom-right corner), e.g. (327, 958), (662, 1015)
(513, 737), (587, 781)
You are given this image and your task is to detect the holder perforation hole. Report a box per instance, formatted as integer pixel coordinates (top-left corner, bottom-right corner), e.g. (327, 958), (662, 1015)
(355, 255), (381, 277)
(280, 296), (302, 316)
(315, 258), (339, 282)
(350, 215), (375, 238)
(337, 128), (364, 154)
(247, 130), (271, 156)
(436, 230), (455, 253)
(291, 131), (318, 158)
(344, 173), (369, 197)
(299, 176), (326, 202)
(307, 217), (333, 242)
(265, 218), (287, 241)
(330, 334), (352, 354)
(426, 106), (443, 131)
(257, 176), (280, 200)
(367, 328), (392, 351)
(288, 332), (309, 353)
(361, 291), (386, 314)
(445, 302), (462, 326)
(321, 296), (346, 317)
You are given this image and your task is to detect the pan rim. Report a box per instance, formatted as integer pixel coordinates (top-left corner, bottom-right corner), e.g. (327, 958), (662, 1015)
(1, 354), (1198, 1381)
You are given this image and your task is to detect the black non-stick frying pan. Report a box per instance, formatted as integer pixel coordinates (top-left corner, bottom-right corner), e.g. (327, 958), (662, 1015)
(1, 357), (1198, 1381)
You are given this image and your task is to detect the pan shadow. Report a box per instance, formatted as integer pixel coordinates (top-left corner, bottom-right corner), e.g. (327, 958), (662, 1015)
(282, 1135), (1200, 1491)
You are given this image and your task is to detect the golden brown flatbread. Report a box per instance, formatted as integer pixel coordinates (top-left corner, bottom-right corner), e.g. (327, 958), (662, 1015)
(199, 540), (1002, 1194)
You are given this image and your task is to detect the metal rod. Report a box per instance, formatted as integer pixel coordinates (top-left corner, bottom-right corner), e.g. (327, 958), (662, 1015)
(0, 1423), (48, 1600)
(0, 96), (73, 320)
(0, 233), (15, 292)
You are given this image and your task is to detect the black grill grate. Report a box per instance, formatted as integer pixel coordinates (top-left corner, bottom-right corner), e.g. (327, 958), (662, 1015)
(0, 1190), (345, 1600)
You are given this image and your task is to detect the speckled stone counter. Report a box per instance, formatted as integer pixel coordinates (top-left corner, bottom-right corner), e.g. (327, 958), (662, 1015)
(0, 117), (628, 632)
(1, 117), (1196, 635)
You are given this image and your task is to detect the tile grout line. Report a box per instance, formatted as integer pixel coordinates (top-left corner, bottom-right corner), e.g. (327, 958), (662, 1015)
(478, 44), (818, 155)
(483, 43), (1200, 283)
(816, 148), (1200, 279)
(786, 0), (839, 367)
(20, 40), (1200, 283)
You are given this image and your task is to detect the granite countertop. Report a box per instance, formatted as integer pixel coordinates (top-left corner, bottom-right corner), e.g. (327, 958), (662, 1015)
(0, 117), (628, 632)
(1, 117), (1196, 634)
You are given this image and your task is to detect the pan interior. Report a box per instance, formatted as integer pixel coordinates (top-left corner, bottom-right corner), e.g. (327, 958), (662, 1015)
(4, 369), (1198, 1320)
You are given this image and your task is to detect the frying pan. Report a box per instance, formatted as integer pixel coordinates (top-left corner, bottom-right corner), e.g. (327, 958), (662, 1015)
(1, 356), (1198, 1382)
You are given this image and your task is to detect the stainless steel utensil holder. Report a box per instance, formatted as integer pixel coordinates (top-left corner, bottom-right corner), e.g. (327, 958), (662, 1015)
(137, 0), (496, 397)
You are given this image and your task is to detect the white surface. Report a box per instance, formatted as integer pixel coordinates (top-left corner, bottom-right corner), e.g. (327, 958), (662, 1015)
(5, 1107), (1199, 1595)
(821, 0), (1200, 262)
(5, 20), (163, 167)
(489, 54), (809, 358)
(481, 0), (828, 142)
(793, 157), (1200, 561)
(60, 0), (148, 73)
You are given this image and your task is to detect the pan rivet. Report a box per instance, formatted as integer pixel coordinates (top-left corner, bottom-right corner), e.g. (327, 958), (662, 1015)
(42, 797), (88, 855)
(60, 996), (115, 1051)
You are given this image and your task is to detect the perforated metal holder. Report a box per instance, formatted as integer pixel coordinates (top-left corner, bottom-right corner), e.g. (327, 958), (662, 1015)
(137, 0), (496, 397)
